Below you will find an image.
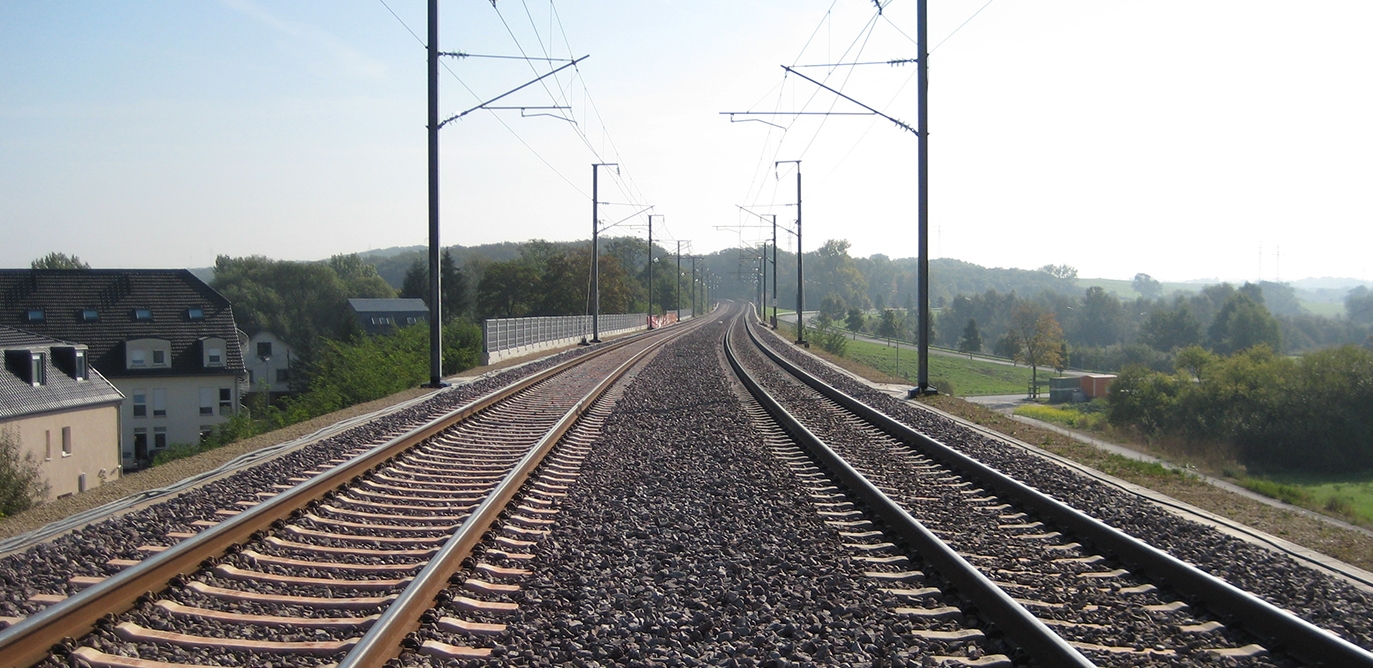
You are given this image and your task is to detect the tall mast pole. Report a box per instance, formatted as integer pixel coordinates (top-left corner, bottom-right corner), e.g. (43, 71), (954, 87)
(691, 255), (698, 317)
(591, 164), (600, 342)
(914, 0), (935, 395)
(771, 215), (778, 328)
(796, 165), (805, 343)
(676, 241), (682, 321)
(425, 0), (443, 387)
(647, 215), (654, 328)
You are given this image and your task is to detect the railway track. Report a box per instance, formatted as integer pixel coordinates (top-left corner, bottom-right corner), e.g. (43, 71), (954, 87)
(0, 317), (703, 668)
(725, 308), (1373, 667)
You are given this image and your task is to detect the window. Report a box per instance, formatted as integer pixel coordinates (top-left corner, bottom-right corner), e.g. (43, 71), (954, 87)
(247, 370), (255, 385)
(406, 317), (417, 325)
(152, 349), (166, 366)
(73, 350), (87, 380)
(132, 390), (147, 418)
(152, 389), (166, 417)
(199, 388), (214, 416)
(257, 342), (272, 357)
(275, 369), (289, 383)
(129, 349), (147, 367)
(219, 387), (233, 415)
(25, 308), (44, 322)
(153, 427), (167, 449)
(133, 308), (153, 321)
(45, 431), (51, 461)
(80, 308), (99, 322)
(61, 426), (72, 456)
(78, 473), (86, 493)
(206, 347), (223, 366)
(30, 353), (46, 386)
(187, 307), (204, 320)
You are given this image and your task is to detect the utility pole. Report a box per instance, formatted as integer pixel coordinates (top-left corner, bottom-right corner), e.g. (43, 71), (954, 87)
(691, 255), (698, 317)
(776, 160), (804, 344)
(676, 241), (682, 321)
(591, 162), (617, 343)
(771, 214), (778, 329)
(425, 0), (444, 388)
(647, 214), (659, 328)
(913, 0), (935, 396)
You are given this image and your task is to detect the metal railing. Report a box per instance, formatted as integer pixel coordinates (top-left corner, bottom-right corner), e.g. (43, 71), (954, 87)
(481, 313), (648, 365)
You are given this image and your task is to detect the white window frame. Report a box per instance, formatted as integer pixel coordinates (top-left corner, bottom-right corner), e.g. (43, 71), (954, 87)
(132, 390), (147, 418)
(129, 349), (147, 368)
(152, 389), (167, 417)
(61, 426), (72, 457)
(199, 388), (214, 416)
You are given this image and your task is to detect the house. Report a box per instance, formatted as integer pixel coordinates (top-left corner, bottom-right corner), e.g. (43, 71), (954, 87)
(243, 330), (296, 397)
(0, 325), (123, 498)
(0, 270), (247, 469)
(347, 298), (428, 336)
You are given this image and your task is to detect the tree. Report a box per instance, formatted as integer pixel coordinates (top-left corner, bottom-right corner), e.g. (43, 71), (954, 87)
(398, 251), (468, 321)
(1073, 286), (1123, 347)
(1038, 264), (1078, 280)
(328, 254), (395, 299)
(820, 295), (847, 321)
(400, 259), (427, 301)
(957, 318), (982, 358)
(211, 256), (367, 358)
(1007, 302), (1065, 398)
(1131, 273), (1163, 300)
(1347, 286), (1373, 325)
(476, 260), (540, 319)
(876, 309), (903, 339)
(1140, 302), (1202, 352)
(440, 249), (469, 320)
(1207, 291), (1282, 355)
(846, 308), (865, 333)
(31, 252), (90, 270)
(0, 428), (49, 516)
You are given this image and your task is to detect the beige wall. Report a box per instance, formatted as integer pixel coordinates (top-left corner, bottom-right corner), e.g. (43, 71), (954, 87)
(3, 403), (121, 499)
(115, 374), (240, 465)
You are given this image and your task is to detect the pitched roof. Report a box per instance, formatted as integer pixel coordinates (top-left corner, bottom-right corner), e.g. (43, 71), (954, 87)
(0, 270), (244, 378)
(347, 298), (429, 314)
(0, 325), (123, 421)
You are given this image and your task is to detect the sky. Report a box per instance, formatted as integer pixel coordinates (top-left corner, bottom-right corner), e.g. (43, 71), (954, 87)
(2, 0), (1370, 284)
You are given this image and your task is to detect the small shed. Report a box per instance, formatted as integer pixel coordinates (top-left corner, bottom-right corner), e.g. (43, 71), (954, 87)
(1080, 374), (1116, 399)
(1048, 377), (1084, 404)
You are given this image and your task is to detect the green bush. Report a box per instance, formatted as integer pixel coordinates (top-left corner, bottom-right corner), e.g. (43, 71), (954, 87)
(0, 428), (49, 515)
(815, 326), (849, 356)
(1105, 345), (1373, 474)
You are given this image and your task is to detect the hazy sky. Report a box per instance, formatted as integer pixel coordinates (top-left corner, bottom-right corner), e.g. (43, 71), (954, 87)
(3, 1), (1370, 283)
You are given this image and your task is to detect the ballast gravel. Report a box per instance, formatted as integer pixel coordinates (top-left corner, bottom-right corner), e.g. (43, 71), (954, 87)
(420, 319), (1006, 667)
(750, 323), (1373, 653)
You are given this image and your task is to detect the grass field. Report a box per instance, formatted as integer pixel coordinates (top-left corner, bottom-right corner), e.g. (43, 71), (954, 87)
(1013, 402), (1373, 528)
(832, 335), (1038, 396)
(1234, 473), (1373, 528)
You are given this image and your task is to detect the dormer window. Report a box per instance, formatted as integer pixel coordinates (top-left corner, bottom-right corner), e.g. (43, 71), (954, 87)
(52, 346), (88, 380)
(81, 308), (99, 322)
(26, 309), (45, 322)
(187, 307), (204, 320)
(133, 308), (153, 322)
(127, 338), (171, 370)
(28, 353), (46, 387)
(202, 337), (227, 368)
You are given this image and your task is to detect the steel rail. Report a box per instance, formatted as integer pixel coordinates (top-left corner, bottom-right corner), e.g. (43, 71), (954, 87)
(0, 327), (671, 668)
(723, 314), (1096, 667)
(337, 314), (692, 668)
(742, 317), (1373, 668)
